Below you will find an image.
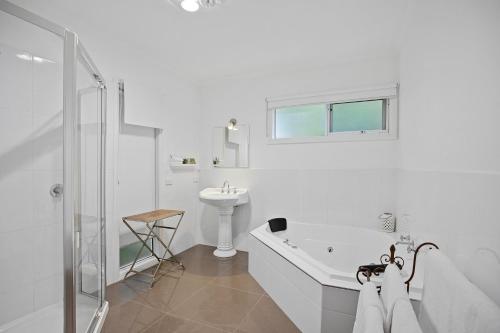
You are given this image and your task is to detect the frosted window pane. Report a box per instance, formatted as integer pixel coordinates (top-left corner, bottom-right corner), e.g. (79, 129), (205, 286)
(275, 104), (325, 139)
(330, 100), (385, 132)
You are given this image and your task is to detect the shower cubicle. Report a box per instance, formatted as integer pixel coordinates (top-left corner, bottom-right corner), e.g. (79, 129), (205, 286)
(0, 1), (107, 332)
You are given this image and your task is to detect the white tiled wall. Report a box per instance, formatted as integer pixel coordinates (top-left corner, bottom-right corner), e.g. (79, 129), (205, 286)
(0, 43), (63, 325)
(396, 169), (500, 271)
(198, 168), (397, 251)
(196, 56), (400, 252)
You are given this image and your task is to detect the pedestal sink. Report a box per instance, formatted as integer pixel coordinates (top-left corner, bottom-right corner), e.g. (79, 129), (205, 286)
(199, 187), (249, 257)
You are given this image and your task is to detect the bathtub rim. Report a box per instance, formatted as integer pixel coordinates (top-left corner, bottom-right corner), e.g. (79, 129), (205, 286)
(250, 222), (422, 300)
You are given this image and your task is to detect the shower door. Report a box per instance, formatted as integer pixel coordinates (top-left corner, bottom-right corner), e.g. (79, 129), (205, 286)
(74, 58), (106, 333)
(63, 28), (107, 333)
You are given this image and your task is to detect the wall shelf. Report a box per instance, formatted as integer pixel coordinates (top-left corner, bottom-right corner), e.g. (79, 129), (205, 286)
(169, 163), (199, 170)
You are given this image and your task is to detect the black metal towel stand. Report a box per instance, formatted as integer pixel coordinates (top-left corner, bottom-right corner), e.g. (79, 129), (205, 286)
(356, 242), (439, 292)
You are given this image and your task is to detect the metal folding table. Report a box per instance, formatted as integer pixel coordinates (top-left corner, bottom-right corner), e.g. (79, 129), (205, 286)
(122, 209), (185, 286)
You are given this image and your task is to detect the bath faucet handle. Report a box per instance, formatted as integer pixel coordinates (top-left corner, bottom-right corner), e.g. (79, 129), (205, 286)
(396, 234), (415, 253)
(400, 234), (411, 242)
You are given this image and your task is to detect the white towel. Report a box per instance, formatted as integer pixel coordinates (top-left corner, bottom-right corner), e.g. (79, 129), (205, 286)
(391, 298), (422, 333)
(353, 281), (386, 333)
(380, 263), (409, 332)
(419, 250), (500, 333)
(357, 306), (385, 333)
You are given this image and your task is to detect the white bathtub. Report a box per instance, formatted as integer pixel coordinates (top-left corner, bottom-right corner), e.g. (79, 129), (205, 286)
(249, 221), (421, 333)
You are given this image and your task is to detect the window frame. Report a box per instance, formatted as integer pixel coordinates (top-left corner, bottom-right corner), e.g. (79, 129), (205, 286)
(266, 84), (398, 144)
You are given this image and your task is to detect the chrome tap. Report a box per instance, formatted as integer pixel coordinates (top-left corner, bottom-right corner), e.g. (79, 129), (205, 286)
(395, 234), (415, 253)
(221, 180), (230, 193)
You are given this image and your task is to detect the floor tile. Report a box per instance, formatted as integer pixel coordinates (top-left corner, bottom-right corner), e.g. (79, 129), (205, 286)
(143, 313), (224, 333)
(101, 301), (163, 333)
(212, 272), (265, 295)
(236, 296), (300, 333)
(172, 284), (261, 332)
(175, 245), (243, 278)
(106, 276), (150, 308)
(104, 246), (297, 333)
(134, 271), (213, 312)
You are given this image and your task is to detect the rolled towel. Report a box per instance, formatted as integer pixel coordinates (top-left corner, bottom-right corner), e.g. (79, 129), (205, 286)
(419, 250), (500, 333)
(391, 298), (422, 333)
(381, 263), (409, 332)
(353, 282), (385, 333)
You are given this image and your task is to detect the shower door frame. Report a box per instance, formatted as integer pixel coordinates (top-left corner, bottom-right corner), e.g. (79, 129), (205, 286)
(0, 1), (108, 333)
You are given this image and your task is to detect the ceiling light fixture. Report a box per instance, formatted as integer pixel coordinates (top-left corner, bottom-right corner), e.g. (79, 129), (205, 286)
(180, 0), (200, 12)
(175, 0), (225, 12)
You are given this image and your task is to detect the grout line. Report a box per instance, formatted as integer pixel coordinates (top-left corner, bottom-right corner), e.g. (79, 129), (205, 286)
(138, 313), (166, 333)
(168, 313), (228, 332)
(233, 293), (265, 333)
(164, 279), (214, 313)
(210, 280), (265, 296)
(109, 247), (258, 332)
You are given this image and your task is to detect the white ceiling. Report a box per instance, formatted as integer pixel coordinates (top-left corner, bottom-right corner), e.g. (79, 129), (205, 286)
(10, 0), (410, 83)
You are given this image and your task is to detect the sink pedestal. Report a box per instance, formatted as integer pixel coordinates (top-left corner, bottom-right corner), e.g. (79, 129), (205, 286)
(214, 206), (237, 257)
(199, 187), (248, 258)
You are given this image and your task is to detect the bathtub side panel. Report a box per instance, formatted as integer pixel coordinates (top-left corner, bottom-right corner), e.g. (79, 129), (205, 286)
(321, 309), (355, 333)
(249, 235), (322, 333)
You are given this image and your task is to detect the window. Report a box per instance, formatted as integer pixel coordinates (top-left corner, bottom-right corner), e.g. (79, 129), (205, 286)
(330, 99), (386, 133)
(266, 85), (398, 143)
(275, 104), (326, 139)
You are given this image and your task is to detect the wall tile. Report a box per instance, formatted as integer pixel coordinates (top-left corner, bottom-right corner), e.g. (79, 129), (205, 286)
(199, 168), (397, 251)
(0, 286), (34, 326)
(33, 224), (59, 281)
(0, 170), (34, 232)
(34, 275), (61, 310)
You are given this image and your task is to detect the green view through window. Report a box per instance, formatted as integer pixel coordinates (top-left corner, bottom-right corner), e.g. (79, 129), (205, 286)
(330, 99), (386, 133)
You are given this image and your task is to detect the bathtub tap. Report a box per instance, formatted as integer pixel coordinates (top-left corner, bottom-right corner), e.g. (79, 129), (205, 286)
(283, 238), (297, 249)
(396, 234), (415, 253)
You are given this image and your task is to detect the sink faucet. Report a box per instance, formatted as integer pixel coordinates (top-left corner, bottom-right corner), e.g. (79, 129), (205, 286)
(396, 234), (415, 253)
(221, 180), (230, 193)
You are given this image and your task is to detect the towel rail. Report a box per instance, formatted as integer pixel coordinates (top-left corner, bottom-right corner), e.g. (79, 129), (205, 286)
(356, 242), (439, 292)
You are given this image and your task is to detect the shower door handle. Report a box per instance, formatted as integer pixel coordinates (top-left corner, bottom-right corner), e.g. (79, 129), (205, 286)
(50, 183), (63, 198)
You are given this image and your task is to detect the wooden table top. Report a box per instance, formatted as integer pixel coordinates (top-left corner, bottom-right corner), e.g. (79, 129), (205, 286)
(123, 209), (184, 223)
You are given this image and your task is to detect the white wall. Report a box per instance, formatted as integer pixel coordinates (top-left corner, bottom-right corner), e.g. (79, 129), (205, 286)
(90, 40), (202, 284)
(7, 0), (203, 285)
(198, 1), (500, 274)
(397, 0), (500, 269)
(198, 56), (400, 250)
(7, 0), (500, 298)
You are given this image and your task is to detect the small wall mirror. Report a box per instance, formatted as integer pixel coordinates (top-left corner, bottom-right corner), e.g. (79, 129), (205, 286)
(212, 124), (249, 168)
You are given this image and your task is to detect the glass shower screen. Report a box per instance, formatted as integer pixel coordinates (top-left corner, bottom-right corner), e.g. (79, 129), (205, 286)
(74, 57), (106, 333)
(0, 1), (107, 332)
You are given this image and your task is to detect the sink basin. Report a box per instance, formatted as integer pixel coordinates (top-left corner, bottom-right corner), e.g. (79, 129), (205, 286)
(199, 187), (249, 257)
(199, 187), (249, 208)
